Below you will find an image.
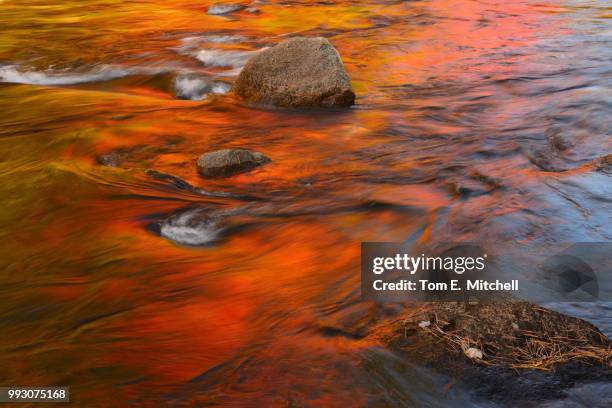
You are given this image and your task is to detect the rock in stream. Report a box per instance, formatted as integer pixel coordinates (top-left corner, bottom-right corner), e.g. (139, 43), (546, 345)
(232, 37), (355, 108)
(385, 301), (612, 405)
(197, 148), (270, 178)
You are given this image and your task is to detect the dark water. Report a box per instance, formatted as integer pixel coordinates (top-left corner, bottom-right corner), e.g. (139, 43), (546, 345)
(0, 0), (610, 406)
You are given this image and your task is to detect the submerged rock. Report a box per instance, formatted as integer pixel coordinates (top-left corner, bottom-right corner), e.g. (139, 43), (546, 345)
(207, 3), (244, 15)
(197, 149), (270, 178)
(232, 37), (355, 108)
(525, 148), (567, 172)
(97, 152), (123, 168)
(173, 74), (230, 100)
(595, 154), (612, 174)
(547, 127), (576, 152)
(96, 145), (148, 168)
(146, 169), (201, 192)
(145, 169), (264, 200)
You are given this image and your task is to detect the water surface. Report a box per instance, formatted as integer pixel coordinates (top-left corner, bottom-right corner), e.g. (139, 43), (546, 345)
(0, 0), (611, 406)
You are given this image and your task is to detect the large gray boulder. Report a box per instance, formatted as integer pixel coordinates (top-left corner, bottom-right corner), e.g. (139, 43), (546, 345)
(232, 37), (355, 108)
(197, 149), (270, 177)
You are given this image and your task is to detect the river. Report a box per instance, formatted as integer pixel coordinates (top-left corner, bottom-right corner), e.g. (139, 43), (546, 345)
(0, 0), (611, 406)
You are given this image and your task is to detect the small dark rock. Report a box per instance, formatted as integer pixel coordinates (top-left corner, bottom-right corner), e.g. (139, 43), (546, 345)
(111, 114), (133, 121)
(197, 149), (270, 178)
(145, 169), (195, 191)
(96, 152), (123, 168)
(145, 169), (263, 200)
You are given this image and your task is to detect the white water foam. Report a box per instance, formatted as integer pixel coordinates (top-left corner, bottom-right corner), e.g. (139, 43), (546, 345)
(180, 35), (244, 44)
(159, 210), (222, 246)
(173, 74), (230, 100)
(211, 82), (231, 94)
(0, 65), (173, 86)
(207, 3), (244, 15)
(0, 65), (134, 86)
(195, 49), (257, 69)
(0, 64), (233, 100)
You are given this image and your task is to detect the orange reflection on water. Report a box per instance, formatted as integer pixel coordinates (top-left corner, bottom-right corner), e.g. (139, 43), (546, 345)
(0, 0), (598, 406)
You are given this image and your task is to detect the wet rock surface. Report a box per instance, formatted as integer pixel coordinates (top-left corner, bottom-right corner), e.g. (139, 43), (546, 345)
(382, 301), (612, 405)
(525, 147), (568, 172)
(96, 152), (124, 168)
(196, 148), (270, 178)
(232, 37), (355, 108)
(547, 126), (577, 152)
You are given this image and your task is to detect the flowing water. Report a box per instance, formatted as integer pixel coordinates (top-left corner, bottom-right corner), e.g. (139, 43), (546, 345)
(0, 0), (611, 406)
